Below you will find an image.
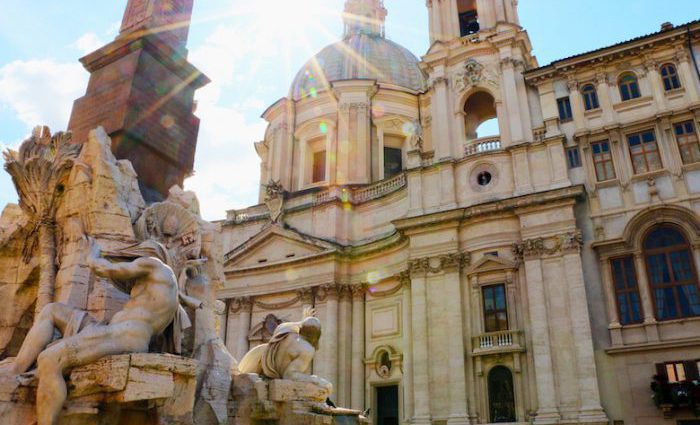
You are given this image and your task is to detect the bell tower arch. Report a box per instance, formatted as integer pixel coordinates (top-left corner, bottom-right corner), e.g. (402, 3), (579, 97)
(427, 0), (520, 43)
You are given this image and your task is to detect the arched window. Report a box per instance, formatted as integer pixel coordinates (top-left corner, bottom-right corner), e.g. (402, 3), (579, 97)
(457, 0), (479, 36)
(618, 73), (641, 101)
(464, 91), (499, 140)
(488, 366), (516, 423)
(644, 225), (700, 320)
(581, 84), (600, 110)
(661, 63), (682, 91)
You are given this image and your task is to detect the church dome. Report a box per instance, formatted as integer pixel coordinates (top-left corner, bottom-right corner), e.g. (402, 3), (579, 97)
(290, 1), (426, 100)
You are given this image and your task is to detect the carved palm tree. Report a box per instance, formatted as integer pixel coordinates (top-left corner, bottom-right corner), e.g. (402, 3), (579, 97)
(3, 126), (81, 317)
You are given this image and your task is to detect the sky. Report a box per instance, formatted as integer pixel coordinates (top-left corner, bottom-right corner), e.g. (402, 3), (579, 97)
(0, 0), (699, 220)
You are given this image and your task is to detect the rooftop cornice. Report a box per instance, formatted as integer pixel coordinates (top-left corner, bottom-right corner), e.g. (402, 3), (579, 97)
(525, 20), (700, 83)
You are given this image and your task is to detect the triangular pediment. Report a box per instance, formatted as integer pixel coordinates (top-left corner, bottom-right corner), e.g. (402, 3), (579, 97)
(467, 255), (518, 275)
(224, 226), (337, 270)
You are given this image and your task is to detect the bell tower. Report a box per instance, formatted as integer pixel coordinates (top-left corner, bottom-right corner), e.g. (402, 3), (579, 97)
(68, 0), (209, 201)
(427, 0), (520, 43)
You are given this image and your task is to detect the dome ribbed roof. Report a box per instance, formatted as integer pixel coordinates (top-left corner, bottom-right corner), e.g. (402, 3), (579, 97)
(291, 33), (427, 100)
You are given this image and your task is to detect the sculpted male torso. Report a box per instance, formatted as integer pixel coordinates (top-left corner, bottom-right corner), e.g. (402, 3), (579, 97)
(1, 238), (178, 425)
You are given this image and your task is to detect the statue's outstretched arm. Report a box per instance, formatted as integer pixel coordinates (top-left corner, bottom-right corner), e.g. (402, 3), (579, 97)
(87, 238), (151, 281)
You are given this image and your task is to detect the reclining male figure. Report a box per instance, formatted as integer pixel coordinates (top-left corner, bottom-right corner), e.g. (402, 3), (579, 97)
(1, 237), (179, 425)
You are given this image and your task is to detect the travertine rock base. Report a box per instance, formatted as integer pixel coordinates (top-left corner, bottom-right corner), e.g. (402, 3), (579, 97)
(0, 354), (197, 425)
(230, 373), (366, 425)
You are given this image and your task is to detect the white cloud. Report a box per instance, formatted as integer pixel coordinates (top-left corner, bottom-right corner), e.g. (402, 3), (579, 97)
(185, 85), (267, 221)
(73, 33), (104, 55)
(0, 59), (88, 131)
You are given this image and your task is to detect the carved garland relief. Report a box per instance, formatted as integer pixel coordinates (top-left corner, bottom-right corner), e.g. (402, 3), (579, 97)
(512, 231), (584, 260)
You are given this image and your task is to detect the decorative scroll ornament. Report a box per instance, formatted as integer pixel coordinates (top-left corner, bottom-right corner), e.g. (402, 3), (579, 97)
(453, 59), (498, 93)
(512, 231), (584, 259)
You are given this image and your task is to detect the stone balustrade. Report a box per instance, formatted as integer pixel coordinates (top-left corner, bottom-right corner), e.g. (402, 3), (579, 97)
(464, 136), (502, 157)
(313, 173), (407, 206)
(472, 329), (524, 356)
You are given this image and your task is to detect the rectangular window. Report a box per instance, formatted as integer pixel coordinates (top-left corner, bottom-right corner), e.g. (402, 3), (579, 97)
(674, 121), (700, 164)
(557, 97), (574, 122)
(483, 284), (509, 333)
(591, 141), (616, 181)
(566, 147), (582, 169)
(628, 130), (662, 174)
(312, 150), (326, 183)
(610, 257), (643, 325)
(383, 147), (403, 179)
(666, 362), (687, 383)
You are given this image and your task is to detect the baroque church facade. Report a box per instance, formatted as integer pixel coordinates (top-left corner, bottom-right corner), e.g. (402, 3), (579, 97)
(218, 1), (700, 424)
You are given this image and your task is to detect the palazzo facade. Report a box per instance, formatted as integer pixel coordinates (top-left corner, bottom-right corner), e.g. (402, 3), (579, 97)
(218, 1), (700, 424)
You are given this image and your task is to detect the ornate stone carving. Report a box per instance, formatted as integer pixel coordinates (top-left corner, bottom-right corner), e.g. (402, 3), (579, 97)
(3, 126), (81, 316)
(453, 59), (498, 93)
(408, 252), (471, 276)
(0, 238), (180, 425)
(316, 283), (339, 302)
(264, 180), (286, 224)
(512, 231), (584, 260)
(566, 77), (579, 91)
(230, 296), (253, 313)
(297, 287), (315, 305)
(408, 118), (425, 151)
(238, 308), (332, 394)
(350, 284), (367, 300)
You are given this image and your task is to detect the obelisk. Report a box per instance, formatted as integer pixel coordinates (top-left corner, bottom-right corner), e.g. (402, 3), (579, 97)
(68, 0), (209, 201)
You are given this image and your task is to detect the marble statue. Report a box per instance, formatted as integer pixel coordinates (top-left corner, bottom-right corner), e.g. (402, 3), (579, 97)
(0, 237), (179, 425)
(238, 308), (332, 392)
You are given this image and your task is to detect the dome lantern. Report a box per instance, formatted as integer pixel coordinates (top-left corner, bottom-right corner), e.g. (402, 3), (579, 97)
(343, 0), (387, 38)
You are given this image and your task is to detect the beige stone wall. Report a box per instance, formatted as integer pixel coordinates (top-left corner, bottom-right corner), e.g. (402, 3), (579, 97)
(219, 3), (700, 425)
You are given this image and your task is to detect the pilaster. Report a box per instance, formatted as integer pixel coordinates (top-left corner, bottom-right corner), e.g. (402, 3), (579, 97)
(351, 285), (366, 411)
(408, 261), (431, 425)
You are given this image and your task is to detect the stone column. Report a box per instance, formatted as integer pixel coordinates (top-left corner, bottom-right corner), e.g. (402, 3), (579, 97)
(643, 58), (668, 111)
(444, 264), (470, 425)
(409, 262), (431, 425)
(337, 102), (351, 186)
(351, 285), (366, 410)
(563, 253), (608, 422)
(297, 135), (308, 189)
(401, 275), (415, 420)
(600, 258), (621, 326)
(337, 285), (352, 406)
(522, 258), (561, 424)
(226, 297), (253, 361)
(319, 284), (339, 398)
(430, 74), (452, 161)
(500, 58), (525, 144)
(595, 71), (616, 124)
(676, 48), (700, 102)
(634, 253), (656, 324)
(634, 253), (660, 342)
(567, 79), (586, 131)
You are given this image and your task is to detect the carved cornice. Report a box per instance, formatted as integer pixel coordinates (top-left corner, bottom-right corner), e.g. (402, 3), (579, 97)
(408, 252), (471, 276)
(512, 231), (583, 260)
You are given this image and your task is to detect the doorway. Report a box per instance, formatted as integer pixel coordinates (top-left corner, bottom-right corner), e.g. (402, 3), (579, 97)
(376, 385), (399, 425)
(488, 366), (516, 423)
